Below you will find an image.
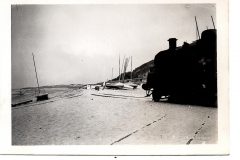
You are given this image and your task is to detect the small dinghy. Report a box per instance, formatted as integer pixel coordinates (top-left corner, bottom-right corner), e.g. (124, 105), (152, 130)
(36, 93), (48, 101)
(32, 52), (48, 101)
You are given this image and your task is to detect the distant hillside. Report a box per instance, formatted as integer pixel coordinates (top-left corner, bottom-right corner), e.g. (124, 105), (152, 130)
(112, 60), (154, 81)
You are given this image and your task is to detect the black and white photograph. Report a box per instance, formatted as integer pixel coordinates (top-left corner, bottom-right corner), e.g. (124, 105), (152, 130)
(0, 0), (230, 156)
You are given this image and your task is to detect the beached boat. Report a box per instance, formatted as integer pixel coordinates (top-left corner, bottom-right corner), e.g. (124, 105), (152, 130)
(124, 82), (138, 89)
(105, 82), (124, 89)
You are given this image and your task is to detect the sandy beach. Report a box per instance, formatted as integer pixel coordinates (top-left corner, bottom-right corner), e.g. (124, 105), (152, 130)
(12, 87), (217, 145)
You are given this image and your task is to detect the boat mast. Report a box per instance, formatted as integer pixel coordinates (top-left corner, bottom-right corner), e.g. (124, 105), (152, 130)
(120, 56), (125, 82)
(195, 16), (200, 39)
(32, 52), (40, 94)
(211, 16), (216, 29)
(123, 57), (128, 82)
(130, 56), (132, 81)
(112, 67), (113, 80)
(118, 54), (120, 82)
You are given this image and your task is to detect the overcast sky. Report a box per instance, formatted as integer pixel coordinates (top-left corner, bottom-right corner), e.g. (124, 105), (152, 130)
(11, 4), (215, 89)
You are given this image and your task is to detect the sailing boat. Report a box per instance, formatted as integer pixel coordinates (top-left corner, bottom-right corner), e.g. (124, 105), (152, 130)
(122, 56), (138, 89)
(105, 54), (124, 89)
(32, 52), (48, 101)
